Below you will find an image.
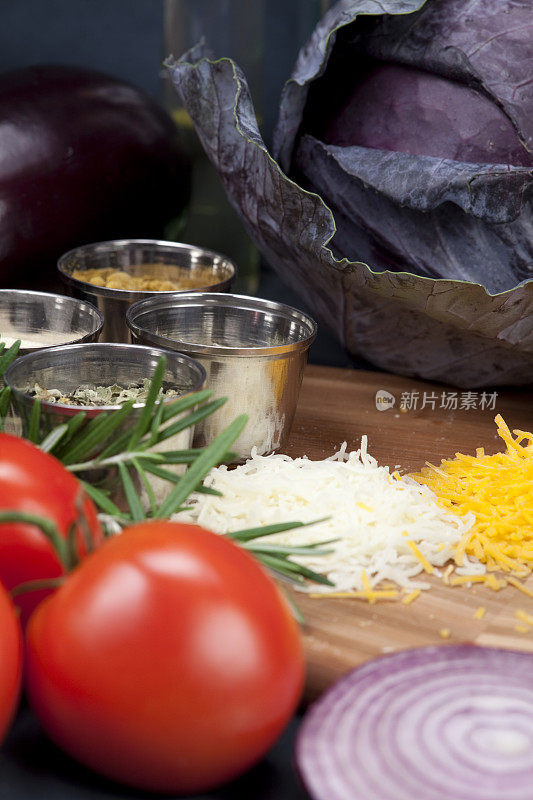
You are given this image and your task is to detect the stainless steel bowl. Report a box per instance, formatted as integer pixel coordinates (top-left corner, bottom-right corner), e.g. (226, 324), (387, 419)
(126, 293), (317, 460)
(58, 239), (237, 343)
(0, 289), (103, 356)
(5, 343), (206, 507)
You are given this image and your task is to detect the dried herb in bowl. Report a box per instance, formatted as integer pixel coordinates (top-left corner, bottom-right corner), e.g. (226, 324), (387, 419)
(27, 379), (183, 407)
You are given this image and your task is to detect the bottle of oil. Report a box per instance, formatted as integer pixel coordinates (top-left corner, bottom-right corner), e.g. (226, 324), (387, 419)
(163, 0), (333, 294)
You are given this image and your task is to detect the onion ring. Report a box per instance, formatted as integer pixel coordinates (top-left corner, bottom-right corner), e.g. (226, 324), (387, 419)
(296, 646), (533, 800)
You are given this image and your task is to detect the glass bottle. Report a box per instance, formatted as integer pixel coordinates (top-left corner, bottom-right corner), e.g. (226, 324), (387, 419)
(163, 0), (333, 294)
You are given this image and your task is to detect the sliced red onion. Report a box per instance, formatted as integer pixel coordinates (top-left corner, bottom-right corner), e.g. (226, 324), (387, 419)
(296, 646), (533, 800)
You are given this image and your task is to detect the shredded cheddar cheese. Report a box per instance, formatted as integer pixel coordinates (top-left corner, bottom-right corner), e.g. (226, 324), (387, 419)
(309, 590), (399, 601)
(411, 415), (533, 585)
(515, 625), (530, 634)
(402, 590), (421, 605)
(449, 574), (487, 585)
(507, 576), (533, 599)
(449, 573), (505, 591)
(473, 607), (486, 620)
(406, 541), (434, 574)
(515, 609), (533, 627)
(485, 573), (505, 591)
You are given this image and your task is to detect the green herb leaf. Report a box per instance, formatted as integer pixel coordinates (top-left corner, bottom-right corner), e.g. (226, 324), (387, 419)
(281, 589), (305, 624)
(257, 554), (306, 584)
(144, 397), (227, 448)
(0, 339), (21, 374)
(118, 462), (144, 522)
(10, 576), (65, 598)
(39, 423), (70, 453)
(79, 480), (127, 521)
(61, 400), (136, 466)
(227, 518), (330, 543)
(244, 542), (335, 556)
(141, 462), (223, 496)
(132, 457), (157, 517)
(155, 414), (248, 519)
(147, 394), (166, 447)
(52, 412), (88, 457)
(67, 449), (165, 474)
(160, 388), (212, 423)
(27, 397), (42, 443)
(256, 552), (333, 586)
(0, 387), (12, 432)
(127, 356), (166, 451)
(148, 448), (202, 464)
(151, 449), (237, 466)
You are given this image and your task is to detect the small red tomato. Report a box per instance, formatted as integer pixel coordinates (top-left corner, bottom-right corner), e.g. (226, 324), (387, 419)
(0, 433), (103, 626)
(0, 583), (22, 745)
(26, 521), (304, 794)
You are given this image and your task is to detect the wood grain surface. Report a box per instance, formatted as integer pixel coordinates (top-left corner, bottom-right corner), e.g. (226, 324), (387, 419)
(284, 366), (533, 700)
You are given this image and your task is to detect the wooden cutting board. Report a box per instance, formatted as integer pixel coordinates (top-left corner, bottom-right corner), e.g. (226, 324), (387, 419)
(283, 365), (533, 700)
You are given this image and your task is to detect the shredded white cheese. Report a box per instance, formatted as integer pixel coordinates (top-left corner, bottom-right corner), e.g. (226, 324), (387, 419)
(173, 438), (476, 595)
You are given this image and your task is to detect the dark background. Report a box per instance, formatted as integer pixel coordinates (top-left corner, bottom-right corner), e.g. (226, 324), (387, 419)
(1, 0), (164, 100)
(0, 3), (342, 799)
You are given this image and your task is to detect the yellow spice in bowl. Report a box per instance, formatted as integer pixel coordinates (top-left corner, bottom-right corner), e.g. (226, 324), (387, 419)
(71, 266), (217, 292)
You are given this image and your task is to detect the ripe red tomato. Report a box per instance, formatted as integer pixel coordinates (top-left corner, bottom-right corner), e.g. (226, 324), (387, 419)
(0, 433), (103, 627)
(25, 521), (305, 794)
(0, 583), (22, 745)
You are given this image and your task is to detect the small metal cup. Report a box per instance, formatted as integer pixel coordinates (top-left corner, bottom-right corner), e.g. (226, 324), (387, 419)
(5, 343), (206, 507)
(0, 289), (103, 356)
(0, 289), (103, 436)
(58, 239), (237, 343)
(126, 293), (317, 460)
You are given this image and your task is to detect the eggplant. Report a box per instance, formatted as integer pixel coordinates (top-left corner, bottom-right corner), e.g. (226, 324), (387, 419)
(0, 65), (190, 287)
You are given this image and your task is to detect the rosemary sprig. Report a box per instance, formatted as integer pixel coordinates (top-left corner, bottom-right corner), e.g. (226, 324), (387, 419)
(27, 396), (42, 443)
(126, 356), (166, 451)
(0, 340), (21, 374)
(80, 480), (127, 521)
(155, 414), (248, 519)
(67, 449), (165, 473)
(0, 387), (12, 433)
(59, 399), (137, 466)
(227, 519), (330, 543)
(225, 521), (336, 586)
(118, 462), (145, 522)
(0, 345), (233, 514)
(0, 343), (332, 591)
(0, 339), (19, 434)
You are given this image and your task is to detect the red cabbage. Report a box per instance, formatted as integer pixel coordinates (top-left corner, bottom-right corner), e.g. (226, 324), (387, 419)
(323, 63), (533, 167)
(288, 0), (533, 290)
(166, 0), (533, 386)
